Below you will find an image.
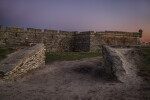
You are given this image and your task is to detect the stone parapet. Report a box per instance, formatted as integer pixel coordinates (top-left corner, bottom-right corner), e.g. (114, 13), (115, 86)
(44, 29), (58, 33)
(6, 26), (25, 32)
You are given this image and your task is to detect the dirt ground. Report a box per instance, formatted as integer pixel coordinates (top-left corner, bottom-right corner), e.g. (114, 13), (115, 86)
(0, 51), (143, 100)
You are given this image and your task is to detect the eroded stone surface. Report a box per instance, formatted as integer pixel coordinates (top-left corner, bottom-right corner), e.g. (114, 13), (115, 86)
(102, 46), (126, 80)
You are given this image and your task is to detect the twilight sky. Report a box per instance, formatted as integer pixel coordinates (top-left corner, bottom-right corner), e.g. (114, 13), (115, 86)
(0, 0), (150, 42)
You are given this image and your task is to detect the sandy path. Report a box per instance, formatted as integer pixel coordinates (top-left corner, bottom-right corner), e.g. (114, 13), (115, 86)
(0, 54), (142, 100)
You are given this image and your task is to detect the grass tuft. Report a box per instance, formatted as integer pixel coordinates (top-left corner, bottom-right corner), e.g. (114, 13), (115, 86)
(0, 47), (16, 61)
(45, 52), (101, 63)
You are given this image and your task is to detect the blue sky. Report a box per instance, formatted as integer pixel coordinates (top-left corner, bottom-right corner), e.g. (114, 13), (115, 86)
(0, 0), (150, 41)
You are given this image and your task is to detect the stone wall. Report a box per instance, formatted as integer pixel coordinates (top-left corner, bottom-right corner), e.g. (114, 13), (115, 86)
(90, 31), (142, 52)
(102, 46), (126, 80)
(74, 31), (91, 52)
(0, 44), (45, 80)
(0, 26), (142, 52)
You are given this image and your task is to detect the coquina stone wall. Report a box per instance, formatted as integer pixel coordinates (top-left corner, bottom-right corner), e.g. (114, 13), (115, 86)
(74, 32), (91, 52)
(0, 44), (45, 80)
(90, 31), (142, 52)
(102, 46), (126, 80)
(0, 26), (142, 52)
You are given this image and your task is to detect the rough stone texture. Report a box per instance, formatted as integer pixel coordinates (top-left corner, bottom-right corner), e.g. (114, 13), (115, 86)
(74, 32), (91, 52)
(6, 26), (25, 32)
(0, 26), (4, 31)
(90, 31), (142, 52)
(102, 46), (126, 80)
(0, 26), (142, 52)
(0, 44), (45, 80)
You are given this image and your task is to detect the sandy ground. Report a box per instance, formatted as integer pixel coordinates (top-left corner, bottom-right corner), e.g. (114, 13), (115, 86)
(0, 49), (143, 100)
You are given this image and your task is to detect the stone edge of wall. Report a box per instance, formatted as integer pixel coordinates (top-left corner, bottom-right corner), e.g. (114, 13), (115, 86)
(110, 45), (150, 49)
(102, 45), (126, 80)
(0, 43), (45, 81)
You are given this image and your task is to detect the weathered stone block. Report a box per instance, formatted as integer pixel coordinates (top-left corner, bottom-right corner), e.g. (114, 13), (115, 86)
(6, 26), (25, 32)
(59, 30), (70, 34)
(0, 44), (45, 80)
(0, 26), (4, 31)
(35, 29), (42, 33)
(44, 29), (57, 33)
(102, 46), (126, 80)
(27, 28), (36, 32)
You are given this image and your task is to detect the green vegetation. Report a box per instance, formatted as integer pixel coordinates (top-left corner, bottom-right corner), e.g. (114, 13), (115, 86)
(0, 47), (16, 61)
(45, 52), (101, 63)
